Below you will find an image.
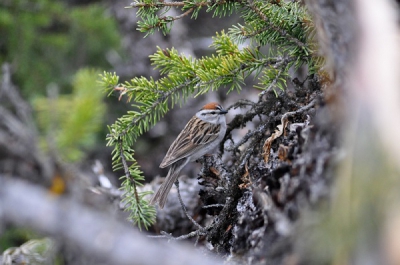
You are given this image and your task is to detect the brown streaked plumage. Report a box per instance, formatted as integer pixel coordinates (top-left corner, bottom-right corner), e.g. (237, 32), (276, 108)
(150, 102), (228, 209)
(159, 118), (221, 168)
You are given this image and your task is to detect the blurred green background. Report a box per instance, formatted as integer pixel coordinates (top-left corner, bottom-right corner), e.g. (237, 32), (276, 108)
(1, 0), (121, 97)
(0, 0), (123, 253)
(0, 0), (123, 162)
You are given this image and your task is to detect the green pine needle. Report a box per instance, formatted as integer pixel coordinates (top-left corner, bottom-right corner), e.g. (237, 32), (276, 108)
(99, 0), (322, 230)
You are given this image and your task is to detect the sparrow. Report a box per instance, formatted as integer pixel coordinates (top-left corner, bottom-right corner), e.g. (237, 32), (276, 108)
(149, 102), (228, 209)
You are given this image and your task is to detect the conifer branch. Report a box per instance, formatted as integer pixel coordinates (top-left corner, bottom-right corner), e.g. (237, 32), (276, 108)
(128, 1), (199, 8)
(114, 77), (198, 139)
(161, 7), (195, 21)
(128, 0), (235, 8)
(244, 0), (307, 49)
(118, 139), (140, 204)
(100, 0), (320, 231)
(111, 54), (291, 139)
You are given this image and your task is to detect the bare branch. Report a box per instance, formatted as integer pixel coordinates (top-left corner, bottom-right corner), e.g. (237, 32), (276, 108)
(0, 178), (222, 265)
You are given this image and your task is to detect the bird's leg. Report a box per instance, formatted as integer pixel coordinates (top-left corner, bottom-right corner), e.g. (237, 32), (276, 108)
(174, 180), (202, 229)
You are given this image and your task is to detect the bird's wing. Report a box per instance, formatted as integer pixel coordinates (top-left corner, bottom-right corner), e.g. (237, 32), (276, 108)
(159, 117), (221, 168)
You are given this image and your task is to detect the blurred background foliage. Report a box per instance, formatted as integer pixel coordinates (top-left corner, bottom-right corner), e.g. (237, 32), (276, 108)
(0, 0), (122, 253)
(0, 227), (37, 252)
(33, 68), (106, 162)
(0, 0), (121, 98)
(0, 0), (121, 161)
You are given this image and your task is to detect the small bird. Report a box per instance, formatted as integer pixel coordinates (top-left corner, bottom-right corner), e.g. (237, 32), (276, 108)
(150, 102), (228, 209)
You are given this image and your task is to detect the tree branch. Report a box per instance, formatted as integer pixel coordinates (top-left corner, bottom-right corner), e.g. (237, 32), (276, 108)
(245, 1), (307, 49)
(0, 178), (222, 265)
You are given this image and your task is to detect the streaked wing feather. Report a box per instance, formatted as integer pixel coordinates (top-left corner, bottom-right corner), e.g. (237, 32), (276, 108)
(160, 117), (220, 168)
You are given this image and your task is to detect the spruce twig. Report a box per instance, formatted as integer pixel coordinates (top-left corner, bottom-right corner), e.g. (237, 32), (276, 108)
(119, 139), (140, 204)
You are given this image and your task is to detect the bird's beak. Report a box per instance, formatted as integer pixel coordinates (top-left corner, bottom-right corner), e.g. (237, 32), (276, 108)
(219, 109), (228, 115)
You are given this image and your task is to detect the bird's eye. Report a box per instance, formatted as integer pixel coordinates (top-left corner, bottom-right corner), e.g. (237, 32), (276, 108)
(210, 111), (216, 114)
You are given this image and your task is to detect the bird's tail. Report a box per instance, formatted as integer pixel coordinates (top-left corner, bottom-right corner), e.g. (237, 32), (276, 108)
(149, 158), (188, 209)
